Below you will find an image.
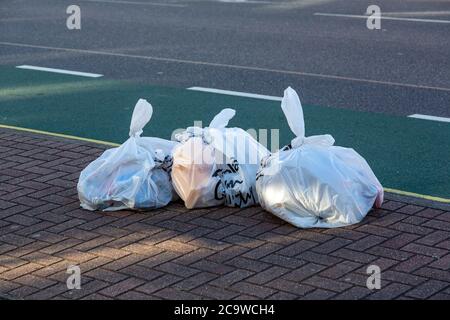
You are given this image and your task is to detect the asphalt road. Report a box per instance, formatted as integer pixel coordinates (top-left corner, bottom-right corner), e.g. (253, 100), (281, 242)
(1, 0), (450, 116)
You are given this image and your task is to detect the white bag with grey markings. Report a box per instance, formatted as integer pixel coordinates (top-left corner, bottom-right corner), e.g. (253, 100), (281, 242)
(256, 87), (384, 228)
(77, 99), (178, 211)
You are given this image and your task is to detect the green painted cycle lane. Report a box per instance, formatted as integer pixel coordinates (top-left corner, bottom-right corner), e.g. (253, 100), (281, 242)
(1, 66), (449, 201)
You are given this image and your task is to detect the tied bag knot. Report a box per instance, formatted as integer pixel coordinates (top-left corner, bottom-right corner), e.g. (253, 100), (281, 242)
(174, 108), (236, 145)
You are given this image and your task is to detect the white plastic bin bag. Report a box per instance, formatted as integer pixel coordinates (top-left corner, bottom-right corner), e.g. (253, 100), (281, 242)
(256, 87), (384, 228)
(171, 108), (269, 209)
(77, 99), (178, 211)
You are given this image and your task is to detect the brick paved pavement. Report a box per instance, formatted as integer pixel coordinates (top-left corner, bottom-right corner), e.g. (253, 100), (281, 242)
(0, 128), (449, 300)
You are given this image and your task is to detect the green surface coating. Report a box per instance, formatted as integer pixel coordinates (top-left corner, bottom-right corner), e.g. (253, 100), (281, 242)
(1, 66), (449, 199)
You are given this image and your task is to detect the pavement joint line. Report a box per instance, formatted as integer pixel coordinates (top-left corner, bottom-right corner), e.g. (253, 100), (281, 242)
(407, 114), (450, 123)
(79, 0), (187, 8)
(2, 41), (450, 93)
(383, 188), (450, 204)
(1, 123), (449, 205)
(187, 87), (282, 101)
(16, 65), (103, 78)
(314, 12), (450, 24)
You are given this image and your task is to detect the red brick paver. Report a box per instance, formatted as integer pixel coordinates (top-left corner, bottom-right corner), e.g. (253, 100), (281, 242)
(0, 128), (449, 300)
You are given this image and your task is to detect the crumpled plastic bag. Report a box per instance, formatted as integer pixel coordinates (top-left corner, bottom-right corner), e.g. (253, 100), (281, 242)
(256, 87), (384, 228)
(171, 108), (269, 209)
(77, 99), (178, 211)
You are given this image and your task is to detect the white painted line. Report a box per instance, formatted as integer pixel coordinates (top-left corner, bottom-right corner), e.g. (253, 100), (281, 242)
(188, 87), (282, 101)
(16, 65), (103, 78)
(314, 12), (450, 24)
(408, 114), (450, 123)
(79, 0), (186, 7)
(382, 11), (450, 17)
(3, 41), (450, 93)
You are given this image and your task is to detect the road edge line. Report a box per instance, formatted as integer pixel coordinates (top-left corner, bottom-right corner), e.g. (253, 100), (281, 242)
(16, 65), (103, 78)
(187, 87), (282, 101)
(1, 124), (449, 204)
(0, 124), (119, 147)
(384, 187), (450, 204)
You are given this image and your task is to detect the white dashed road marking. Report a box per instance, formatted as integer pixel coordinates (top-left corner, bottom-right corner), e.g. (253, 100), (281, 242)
(408, 114), (450, 123)
(16, 65), (103, 78)
(187, 87), (282, 101)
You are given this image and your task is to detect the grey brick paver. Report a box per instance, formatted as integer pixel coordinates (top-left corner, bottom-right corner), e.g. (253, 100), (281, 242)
(0, 128), (449, 300)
